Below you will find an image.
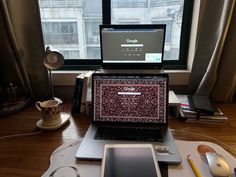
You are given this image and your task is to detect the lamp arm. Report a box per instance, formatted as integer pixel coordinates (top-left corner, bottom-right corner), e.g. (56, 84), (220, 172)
(48, 69), (54, 98)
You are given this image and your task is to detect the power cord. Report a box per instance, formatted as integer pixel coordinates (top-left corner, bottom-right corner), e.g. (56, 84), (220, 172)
(0, 131), (42, 140)
(46, 140), (82, 177)
(52, 140), (81, 155)
(2, 129), (234, 175)
(49, 166), (80, 177)
(0, 130), (81, 176)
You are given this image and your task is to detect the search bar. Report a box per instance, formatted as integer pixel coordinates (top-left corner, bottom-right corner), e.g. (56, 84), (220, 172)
(121, 44), (144, 47)
(118, 92), (141, 95)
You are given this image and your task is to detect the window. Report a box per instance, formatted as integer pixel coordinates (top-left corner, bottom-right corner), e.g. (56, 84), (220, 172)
(38, 0), (193, 69)
(60, 49), (80, 59)
(152, 20), (173, 60)
(42, 22), (78, 44)
(85, 20), (102, 59)
(112, 0), (148, 8)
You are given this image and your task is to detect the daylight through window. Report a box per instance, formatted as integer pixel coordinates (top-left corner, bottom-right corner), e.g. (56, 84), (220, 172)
(38, 0), (192, 68)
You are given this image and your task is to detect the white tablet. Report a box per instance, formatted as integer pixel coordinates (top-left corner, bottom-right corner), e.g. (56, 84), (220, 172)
(101, 144), (162, 177)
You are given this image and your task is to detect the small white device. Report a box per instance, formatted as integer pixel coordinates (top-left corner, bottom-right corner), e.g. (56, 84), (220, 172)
(205, 152), (231, 177)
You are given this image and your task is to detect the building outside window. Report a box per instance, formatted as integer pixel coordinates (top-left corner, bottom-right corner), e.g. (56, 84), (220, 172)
(42, 22), (78, 44)
(85, 20), (102, 59)
(60, 49), (80, 59)
(112, 0), (148, 8)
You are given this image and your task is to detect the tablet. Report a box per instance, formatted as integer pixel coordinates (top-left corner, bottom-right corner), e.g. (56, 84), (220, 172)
(101, 144), (162, 177)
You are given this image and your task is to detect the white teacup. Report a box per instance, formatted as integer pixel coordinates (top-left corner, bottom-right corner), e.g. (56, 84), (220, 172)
(35, 100), (62, 127)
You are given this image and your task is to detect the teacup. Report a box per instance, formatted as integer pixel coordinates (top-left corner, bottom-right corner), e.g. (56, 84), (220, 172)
(35, 100), (62, 127)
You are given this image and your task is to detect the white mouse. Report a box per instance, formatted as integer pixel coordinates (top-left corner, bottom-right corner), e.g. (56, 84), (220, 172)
(205, 152), (231, 177)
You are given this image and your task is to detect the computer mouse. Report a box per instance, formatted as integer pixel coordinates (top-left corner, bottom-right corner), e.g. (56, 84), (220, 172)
(205, 152), (231, 177)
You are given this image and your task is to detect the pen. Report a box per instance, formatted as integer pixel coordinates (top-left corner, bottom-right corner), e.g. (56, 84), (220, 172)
(187, 154), (202, 177)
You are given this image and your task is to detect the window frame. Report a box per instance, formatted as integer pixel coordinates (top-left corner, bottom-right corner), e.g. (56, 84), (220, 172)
(60, 0), (194, 70)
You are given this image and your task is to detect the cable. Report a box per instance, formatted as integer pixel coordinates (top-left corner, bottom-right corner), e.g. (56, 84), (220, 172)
(42, 140), (82, 177)
(52, 140), (81, 155)
(49, 166), (80, 177)
(0, 131), (42, 140)
(171, 129), (236, 157)
(0, 130), (81, 176)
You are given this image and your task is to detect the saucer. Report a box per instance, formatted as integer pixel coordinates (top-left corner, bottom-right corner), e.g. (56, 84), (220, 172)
(36, 112), (70, 130)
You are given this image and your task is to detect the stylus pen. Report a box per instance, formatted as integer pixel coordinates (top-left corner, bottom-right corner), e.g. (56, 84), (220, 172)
(187, 155), (202, 177)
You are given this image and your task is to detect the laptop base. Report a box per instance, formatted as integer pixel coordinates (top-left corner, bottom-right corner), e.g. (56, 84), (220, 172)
(76, 125), (181, 165)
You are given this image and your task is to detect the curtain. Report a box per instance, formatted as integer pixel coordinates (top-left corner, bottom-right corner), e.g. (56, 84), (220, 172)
(188, 0), (236, 102)
(0, 0), (49, 101)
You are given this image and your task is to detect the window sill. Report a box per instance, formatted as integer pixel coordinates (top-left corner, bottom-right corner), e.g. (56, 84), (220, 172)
(52, 69), (190, 86)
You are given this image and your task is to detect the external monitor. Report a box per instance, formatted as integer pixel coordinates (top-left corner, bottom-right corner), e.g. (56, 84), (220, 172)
(100, 24), (166, 69)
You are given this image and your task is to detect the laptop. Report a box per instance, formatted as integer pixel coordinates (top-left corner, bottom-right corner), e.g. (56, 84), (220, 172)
(100, 24), (165, 70)
(76, 73), (181, 164)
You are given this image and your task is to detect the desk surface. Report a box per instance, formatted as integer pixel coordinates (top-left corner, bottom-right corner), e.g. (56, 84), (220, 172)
(0, 102), (235, 177)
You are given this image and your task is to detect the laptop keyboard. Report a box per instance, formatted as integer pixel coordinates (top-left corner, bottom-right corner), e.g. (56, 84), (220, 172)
(94, 126), (163, 142)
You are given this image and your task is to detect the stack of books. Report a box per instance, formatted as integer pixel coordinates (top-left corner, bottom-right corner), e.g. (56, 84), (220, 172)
(71, 71), (94, 114)
(177, 95), (228, 124)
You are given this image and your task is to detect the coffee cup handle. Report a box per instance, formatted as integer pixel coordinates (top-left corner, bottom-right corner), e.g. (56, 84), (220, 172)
(35, 101), (42, 111)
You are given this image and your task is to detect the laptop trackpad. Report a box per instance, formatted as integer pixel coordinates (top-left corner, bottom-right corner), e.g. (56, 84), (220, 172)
(76, 140), (104, 160)
(76, 139), (152, 160)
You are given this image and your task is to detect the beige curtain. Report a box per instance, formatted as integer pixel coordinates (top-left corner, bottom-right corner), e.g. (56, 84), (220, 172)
(0, 0), (49, 100)
(188, 0), (236, 102)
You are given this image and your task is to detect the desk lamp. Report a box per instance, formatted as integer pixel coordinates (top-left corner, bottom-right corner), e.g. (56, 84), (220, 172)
(43, 46), (64, 104)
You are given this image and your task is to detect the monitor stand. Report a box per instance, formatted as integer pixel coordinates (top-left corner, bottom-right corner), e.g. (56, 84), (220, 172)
(99, 68), (164, 74)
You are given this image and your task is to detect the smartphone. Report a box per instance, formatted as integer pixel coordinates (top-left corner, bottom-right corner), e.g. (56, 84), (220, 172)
(101, 144), (162, 177)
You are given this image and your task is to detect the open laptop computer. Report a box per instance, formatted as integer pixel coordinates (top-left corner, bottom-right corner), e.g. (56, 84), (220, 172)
(100, 24), (165, 72)
(76, 73), (181, 164)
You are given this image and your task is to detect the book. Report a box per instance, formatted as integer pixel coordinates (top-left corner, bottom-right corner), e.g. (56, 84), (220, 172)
(169, 90), (181, 117)
(80, 71), (94, 113)
(180, 109), (228, 124)
(85, 86), (92, 116)
(177, 94), (228, 124)
(71, 73), (85, 113)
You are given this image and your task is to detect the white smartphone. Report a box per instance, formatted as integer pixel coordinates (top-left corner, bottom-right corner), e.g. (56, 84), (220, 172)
(101, 144), (162, 177)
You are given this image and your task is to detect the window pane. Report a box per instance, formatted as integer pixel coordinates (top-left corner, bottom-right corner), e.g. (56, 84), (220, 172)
(42, 22), (78, 44)
(60, 49), (80, 59)
(112, 0), (148, 8)
(38, 0), (102, 60)
(111, 0), (184, 61)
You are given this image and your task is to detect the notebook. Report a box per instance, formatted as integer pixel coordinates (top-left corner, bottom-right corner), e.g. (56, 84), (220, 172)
(76, 73), (181, 164)
(100, 24), (165, 70)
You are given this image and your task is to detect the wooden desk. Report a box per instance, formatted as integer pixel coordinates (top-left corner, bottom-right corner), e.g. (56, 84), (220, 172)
(0, 102), (235, 177)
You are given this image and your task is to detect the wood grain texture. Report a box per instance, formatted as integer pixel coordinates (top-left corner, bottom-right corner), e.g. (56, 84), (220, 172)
(0, 101), (235, 177)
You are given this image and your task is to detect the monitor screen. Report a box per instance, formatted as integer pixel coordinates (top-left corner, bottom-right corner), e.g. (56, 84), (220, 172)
(92, 73), (168, 124)
(100, 24), (166, 69)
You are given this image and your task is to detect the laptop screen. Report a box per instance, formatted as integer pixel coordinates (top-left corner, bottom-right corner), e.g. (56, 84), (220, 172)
(100, 24), (166, 69)
(92, 73), (168, 125)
